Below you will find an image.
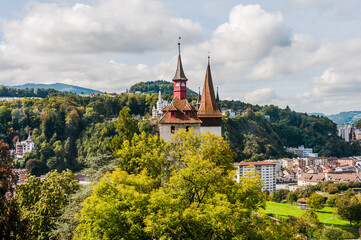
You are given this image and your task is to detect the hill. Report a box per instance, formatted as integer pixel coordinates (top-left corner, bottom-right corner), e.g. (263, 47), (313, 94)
(327, 111), (361, 125)
(4, 83), (102, 95)
(129, 80), (198, 97)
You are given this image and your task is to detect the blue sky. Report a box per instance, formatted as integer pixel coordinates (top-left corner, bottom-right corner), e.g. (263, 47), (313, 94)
(0, 0), (361, 114)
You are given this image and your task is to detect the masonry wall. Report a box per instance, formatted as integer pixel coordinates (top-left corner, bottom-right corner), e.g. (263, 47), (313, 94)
(160, 123), (201, 142)
(200, 126), (222, 136)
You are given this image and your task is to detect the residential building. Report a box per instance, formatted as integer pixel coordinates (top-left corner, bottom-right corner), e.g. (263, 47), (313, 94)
(298, 172), (361, 186)
(338, 125), (355, 142)
(13, 169), (27, 184)
(15, 132), (34, 159)
(234, 161), (276, 193)
(286, 145), (318, 157)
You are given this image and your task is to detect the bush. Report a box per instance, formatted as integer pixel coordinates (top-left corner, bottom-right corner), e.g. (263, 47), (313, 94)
(318, 226), (353, 240)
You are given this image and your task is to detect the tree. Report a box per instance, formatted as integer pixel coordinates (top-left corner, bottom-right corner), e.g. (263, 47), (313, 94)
(16, 170), (79, 239)
(111, 106), (138, 150)
(296, 209), (320, 238)
(75, 130), (297, 239)
(335, 195), (361, 226)
(287, 191), (298, 205)
(0, 140), (29, 239)
(307, 193), (324, 211)
(113, 131), (170, 186)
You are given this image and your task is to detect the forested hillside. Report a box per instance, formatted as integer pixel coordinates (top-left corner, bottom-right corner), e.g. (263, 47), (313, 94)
(0, 86), (76, 97)
(0, 94), (158, 175)
(0, 94), (359, 175)
(129, 80), (198, 97)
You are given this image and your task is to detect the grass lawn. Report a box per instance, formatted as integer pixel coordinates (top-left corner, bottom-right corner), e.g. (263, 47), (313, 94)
(263, 201), (359, 238)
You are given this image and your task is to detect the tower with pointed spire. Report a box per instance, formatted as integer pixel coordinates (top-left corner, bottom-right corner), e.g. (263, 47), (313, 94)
(159, 42), (202, 142)
(197, 55), (223, 136)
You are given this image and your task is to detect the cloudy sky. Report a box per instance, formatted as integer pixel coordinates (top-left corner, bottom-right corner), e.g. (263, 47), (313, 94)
(0, 0), (360, 114)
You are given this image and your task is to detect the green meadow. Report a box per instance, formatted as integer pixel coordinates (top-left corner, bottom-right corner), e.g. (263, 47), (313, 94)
(263, 201), (359, 238)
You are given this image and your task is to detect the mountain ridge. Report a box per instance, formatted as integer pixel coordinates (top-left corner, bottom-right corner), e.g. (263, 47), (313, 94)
(2, 83), (102, 95)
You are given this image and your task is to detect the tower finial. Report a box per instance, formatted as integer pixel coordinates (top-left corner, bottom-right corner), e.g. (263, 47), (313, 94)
(178, 36), (181, 55)
(208, 51), (210, 65)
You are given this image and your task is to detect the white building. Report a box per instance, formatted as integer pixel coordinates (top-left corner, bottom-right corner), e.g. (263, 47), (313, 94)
(152, 89), (170, 118)
(286, 145), (318, 157)
(338, 125), (355, 142)
(234, 161), (276, 193)
(15, 132), (35, 159)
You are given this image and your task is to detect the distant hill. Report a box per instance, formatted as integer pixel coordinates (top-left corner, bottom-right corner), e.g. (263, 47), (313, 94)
(4, 83), (102, 95)
(327, 111), (361, 125)
(129, 80), (198, 98)
(308, 112), (325, 117)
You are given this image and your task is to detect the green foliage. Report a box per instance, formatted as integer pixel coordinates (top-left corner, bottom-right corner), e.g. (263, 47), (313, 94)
(222, 109), (287, 161)
(307, 193), (324, 211)
(0, 86), (75, 98)
(111, 106), (138, 150)
(326, 194), (340, 207)
(318, 226), (354, 240)
(0, 140), (29, 240)
(50, 188), (91, 240)
(286, 191), (298, 204)
(75, 130), (296, 239)
(129, 80), (198, 97)
(295, 209), (320, 238)
(16, 170), (79, 240)
(335, 195), (361, 226)
(113, 132), (170, 186)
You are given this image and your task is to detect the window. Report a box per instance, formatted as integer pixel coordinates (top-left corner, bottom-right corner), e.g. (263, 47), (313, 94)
(171, 126), (175, 133)
(175, 82), (180, 87)
(181, 82), (185, 87)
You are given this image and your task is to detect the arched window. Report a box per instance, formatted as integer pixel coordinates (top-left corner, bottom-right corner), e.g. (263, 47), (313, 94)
(175, 82), (180, 87)
(181, 82), (185, 87)
(171, 126), (175, 133)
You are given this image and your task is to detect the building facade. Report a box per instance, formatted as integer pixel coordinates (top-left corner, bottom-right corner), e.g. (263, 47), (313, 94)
(234, 161), (276, 193)
(15, 132), (34, 159)
(152, 89), (170, 118)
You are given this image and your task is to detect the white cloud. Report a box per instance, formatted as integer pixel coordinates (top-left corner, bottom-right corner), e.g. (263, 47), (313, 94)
(244, 88), (279, 105)
(3, 0), (202, 53)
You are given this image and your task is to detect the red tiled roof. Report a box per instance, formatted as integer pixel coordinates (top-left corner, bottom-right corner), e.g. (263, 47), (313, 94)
(159, 97), (202, 124)
(234, 161), (276, 166)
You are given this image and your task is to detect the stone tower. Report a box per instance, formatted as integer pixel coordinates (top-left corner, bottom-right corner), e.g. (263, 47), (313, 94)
(159, 43), (201, 142)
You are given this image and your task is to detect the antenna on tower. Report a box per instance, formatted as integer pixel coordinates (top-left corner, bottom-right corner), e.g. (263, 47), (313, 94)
(178, 36), (181, 55)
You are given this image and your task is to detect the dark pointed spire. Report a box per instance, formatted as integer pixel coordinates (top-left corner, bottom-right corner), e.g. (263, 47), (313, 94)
(173, 42), (187, 80)
(198, 55), (222, 118)
(216, 87), (221, 111)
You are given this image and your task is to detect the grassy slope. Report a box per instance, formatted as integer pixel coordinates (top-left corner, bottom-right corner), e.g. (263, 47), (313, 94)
(263, 201), (359, 238)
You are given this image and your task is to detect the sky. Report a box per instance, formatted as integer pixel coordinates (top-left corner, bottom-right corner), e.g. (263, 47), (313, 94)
(0, 0), (361, 114)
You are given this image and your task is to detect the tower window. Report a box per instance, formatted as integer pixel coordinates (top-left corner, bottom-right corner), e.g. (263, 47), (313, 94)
(175, 82), (180, 87)
(181, 83), (185, 87)
(171, 126), (175, 133)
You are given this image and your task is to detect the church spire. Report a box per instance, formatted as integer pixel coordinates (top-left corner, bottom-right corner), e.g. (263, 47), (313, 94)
(173, 42), (187, 80)
(198, 55), (222, 117)
(172, 41), (188, 99)
(216, 87), (220, 111)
